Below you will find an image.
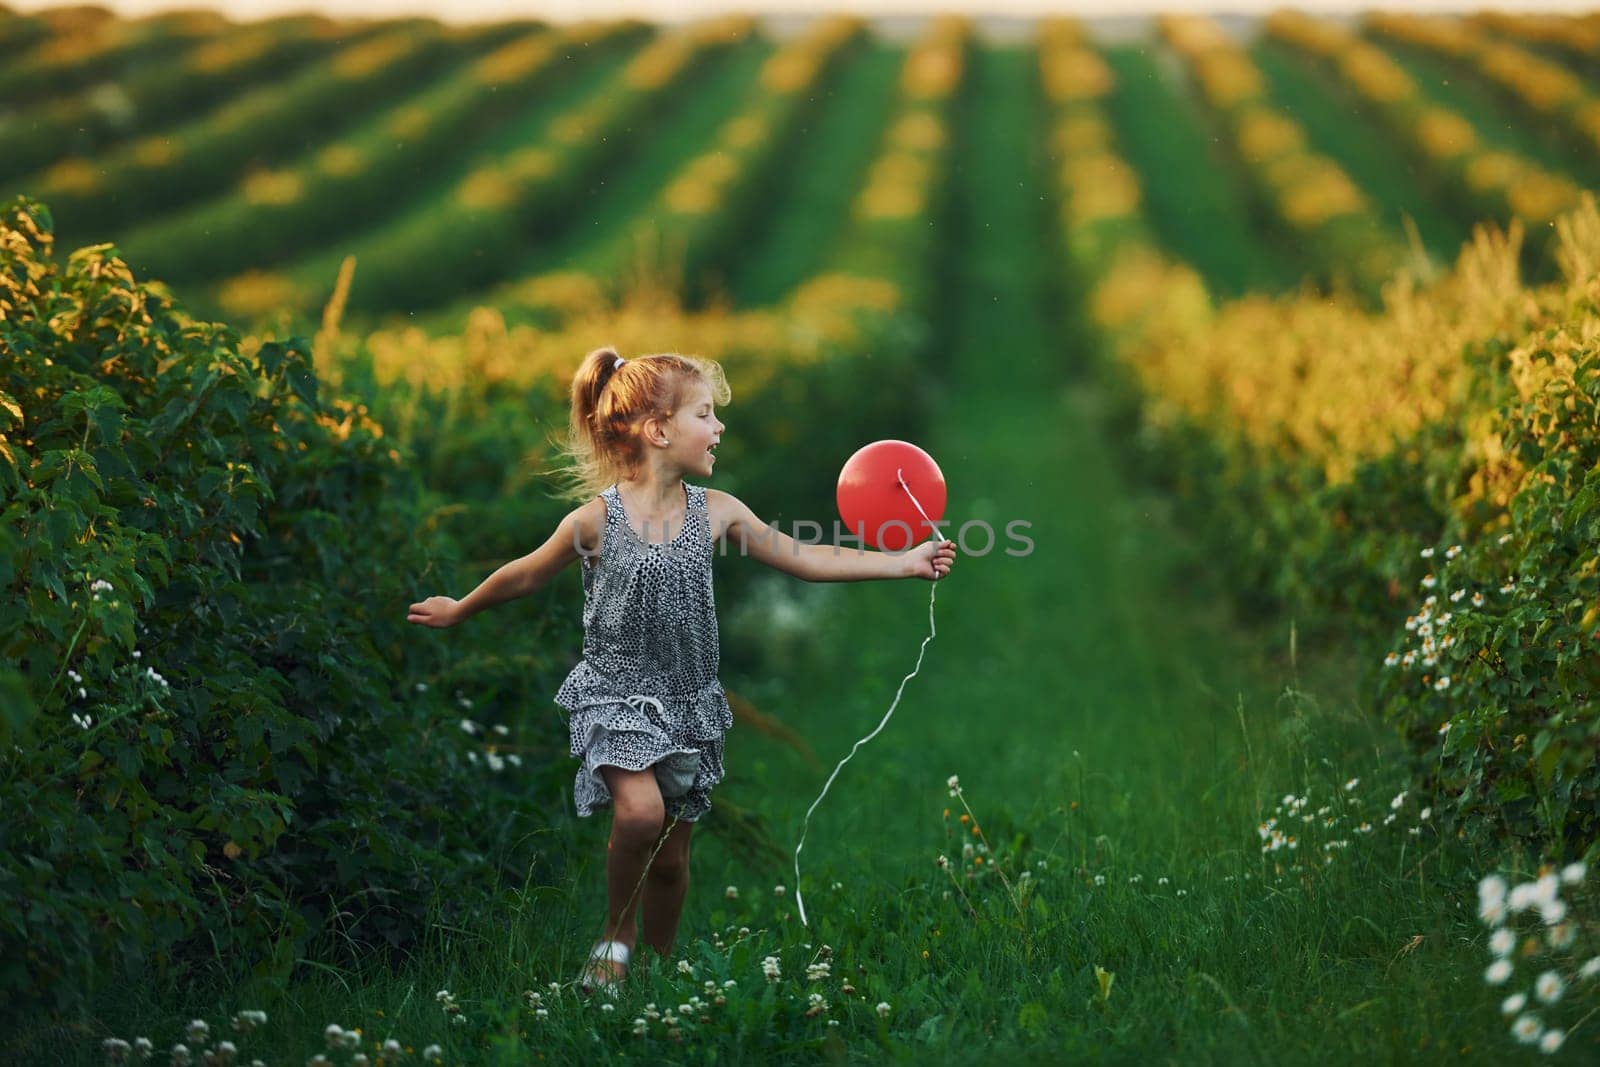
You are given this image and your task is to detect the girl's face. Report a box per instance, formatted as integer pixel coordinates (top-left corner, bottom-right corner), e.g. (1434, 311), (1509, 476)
(667, 382), (724, 476)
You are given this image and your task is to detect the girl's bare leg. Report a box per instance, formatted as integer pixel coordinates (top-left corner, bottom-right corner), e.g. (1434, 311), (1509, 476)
(640, 817), (694, 958)
(594, 766), (666, 982)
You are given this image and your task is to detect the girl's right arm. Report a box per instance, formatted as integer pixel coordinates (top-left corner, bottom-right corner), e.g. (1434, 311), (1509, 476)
(406, 500), (603, 628)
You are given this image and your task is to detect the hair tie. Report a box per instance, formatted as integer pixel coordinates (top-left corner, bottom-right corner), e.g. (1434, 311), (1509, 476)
(613, 356), (625, 370)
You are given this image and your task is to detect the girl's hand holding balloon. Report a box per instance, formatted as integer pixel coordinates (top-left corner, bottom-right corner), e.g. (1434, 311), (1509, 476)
(906, 539), (957, 581)
(407, 595), (463, 628)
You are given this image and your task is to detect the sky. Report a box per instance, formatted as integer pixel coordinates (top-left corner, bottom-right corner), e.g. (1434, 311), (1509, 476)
(9, 0), (1600, 25)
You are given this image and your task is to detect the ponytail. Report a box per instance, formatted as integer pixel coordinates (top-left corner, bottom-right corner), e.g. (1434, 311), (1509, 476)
(546, 347), (730, 503)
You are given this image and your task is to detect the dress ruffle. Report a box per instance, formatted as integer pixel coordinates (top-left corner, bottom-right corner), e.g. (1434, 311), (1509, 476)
(557, 664), (731, 822)
(555, 660), (732, 742)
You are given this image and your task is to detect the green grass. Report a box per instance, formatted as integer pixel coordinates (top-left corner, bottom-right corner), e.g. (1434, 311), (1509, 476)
(23, 43), (1564, 1067)
(721, 42), (904, 308)
(1101, 45), (1301, 300)
(1252, 38), (1472, 266)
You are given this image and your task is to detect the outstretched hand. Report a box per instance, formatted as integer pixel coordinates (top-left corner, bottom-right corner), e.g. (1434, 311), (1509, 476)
(407, 595), (463, 628)
(906, 539), (957, 581)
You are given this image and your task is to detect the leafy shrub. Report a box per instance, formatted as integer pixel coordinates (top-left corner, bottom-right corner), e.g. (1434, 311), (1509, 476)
(0, 196), (560, 1020)
(1378, 263), (1600, 854)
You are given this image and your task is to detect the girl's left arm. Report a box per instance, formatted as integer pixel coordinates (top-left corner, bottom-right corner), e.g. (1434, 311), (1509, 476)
(711, 490), (956, 583)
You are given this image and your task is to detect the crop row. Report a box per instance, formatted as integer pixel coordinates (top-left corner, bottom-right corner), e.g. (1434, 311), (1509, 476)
(344, 16), (974, 414)
(1366, 13), (1600, 174)
(478, 14), (869, 325)
(119, 20), (649, 285)
(784, 14), (971, 322)
(1158, 14), (1403, 298)
(0, 15), (375, 184)
(0, 8), (228, 105)
(216, 16), (756, 320)
(13, 20), (533, 245)
(1265, 11), (1585, 245)
(1467, 10), (1600, 74)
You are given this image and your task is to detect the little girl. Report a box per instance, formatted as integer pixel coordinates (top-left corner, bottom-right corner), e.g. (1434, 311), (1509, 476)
(407, 347), (956, 996)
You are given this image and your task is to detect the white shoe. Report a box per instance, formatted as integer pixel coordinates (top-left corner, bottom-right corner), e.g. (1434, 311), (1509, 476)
(578, 939), (630, 998)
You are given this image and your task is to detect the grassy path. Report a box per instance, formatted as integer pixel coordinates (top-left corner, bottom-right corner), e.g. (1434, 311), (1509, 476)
(644, 44), (1504, 1060)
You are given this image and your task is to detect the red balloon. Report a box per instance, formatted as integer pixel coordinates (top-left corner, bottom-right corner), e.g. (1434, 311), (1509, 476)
(836, 440), (947, 552)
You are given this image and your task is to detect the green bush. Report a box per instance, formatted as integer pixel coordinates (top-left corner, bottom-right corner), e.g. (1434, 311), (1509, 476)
(0, 196), (564, 1019)
(1378, 314), (1600, 855)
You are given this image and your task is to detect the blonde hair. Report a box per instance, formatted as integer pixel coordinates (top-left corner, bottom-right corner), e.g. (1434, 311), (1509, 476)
(547, 346), (731, 503)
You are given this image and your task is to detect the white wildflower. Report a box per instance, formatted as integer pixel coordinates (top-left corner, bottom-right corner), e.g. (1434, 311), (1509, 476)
(1540, 1029), (1565, 1053)
(1486, 958), (1513, 984)
(1512, 1013), (1541, 1044)
(1502, 992), (1527, 1016)
(1536, 971), (1564, 1004)
(1561, 862), (1586, 885)
(876, 1001), (891, 1017)
(1490, 928), (1516, 956)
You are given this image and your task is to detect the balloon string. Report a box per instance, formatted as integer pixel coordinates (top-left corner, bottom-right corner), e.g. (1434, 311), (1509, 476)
(794, 469), (942, 927)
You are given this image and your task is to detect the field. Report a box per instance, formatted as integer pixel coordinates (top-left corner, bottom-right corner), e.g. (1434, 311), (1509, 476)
(4, 5), (1600, 1063)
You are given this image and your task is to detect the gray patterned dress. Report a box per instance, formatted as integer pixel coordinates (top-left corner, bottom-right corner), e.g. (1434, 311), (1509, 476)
(554, 481), (732, 822)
